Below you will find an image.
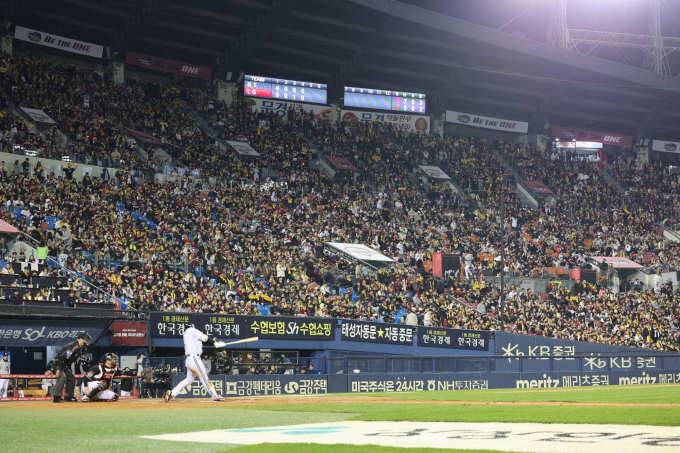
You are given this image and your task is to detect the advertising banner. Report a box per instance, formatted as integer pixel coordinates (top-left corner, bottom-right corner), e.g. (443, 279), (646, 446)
(171, 374), (328, 398)
(125, 51), (212, 80)
(0, 320), (108, 346)
(551, 125), (632, 146)
(445, 110), (528, 133)
(417, 327), (490, 351)
(111, 321), (147, 346)
(15, 26), (103, 58)
(652, 140), (680, 153)
(341, 109), (430, 133)
(150, 313), (246, 338)
(19, 107), (55, 124)
(244, 97), (331, 122)
(326, 156), (358, 172)
(418, 165), (450, 180)
(226, 140), (261, 157)
(340, 320), (414, 346)
(523, 181), (553, 195)
(247, 317), (333, 340)
(347, 369), (680, 393)
(128, 129), (163, 146)
(149, 313), (334, 341)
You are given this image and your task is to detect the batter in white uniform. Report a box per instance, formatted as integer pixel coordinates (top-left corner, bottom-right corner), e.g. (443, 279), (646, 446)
(0, 353), (10, 397)
(164, 327), (227, 402)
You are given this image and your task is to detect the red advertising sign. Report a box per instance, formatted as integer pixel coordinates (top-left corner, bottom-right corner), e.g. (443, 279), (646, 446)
(111, 321), (147, 346)
(326, 157), (359, 172)
(125, 51), (212, 80)
(128, 129), (164, 146)
(551, 126), (632, 147)
(523, 181), (553, 195)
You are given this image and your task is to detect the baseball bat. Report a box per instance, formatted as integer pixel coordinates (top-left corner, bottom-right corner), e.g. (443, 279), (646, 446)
(220, 336), (259, 346)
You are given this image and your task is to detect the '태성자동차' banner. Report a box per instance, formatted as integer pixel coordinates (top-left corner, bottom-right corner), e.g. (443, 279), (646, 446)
(340, 319), (414, 346)
(149, 313), (334, 341)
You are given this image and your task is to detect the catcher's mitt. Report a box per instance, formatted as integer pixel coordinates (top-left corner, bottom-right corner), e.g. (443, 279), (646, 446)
(139, 367), (154, 382)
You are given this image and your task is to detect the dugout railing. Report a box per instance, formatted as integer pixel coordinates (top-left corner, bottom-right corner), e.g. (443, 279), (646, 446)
(327, 353), (680, 375)
(0, 374), (139, 402)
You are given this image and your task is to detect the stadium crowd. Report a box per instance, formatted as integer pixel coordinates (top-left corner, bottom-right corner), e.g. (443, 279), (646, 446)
(0, 52), (679, 353)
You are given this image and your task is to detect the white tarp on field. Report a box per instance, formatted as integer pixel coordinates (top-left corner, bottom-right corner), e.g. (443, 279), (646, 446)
(418, 165), (450, 180)
(144, 420), (680, 452)
(326, 242), (394, 262)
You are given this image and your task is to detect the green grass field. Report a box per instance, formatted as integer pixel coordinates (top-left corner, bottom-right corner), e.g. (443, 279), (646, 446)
(3, 385), (679, 453)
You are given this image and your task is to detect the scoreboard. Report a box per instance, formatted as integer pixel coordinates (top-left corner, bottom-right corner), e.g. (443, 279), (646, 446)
(244, 75), (327, 104)
(344, 86), (426, 113)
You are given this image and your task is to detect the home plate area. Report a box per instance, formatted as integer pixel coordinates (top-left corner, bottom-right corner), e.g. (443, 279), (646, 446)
(143, 421), (680, 452)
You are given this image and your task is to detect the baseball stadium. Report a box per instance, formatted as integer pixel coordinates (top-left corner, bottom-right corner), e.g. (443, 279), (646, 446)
(2, 0), (680, 452)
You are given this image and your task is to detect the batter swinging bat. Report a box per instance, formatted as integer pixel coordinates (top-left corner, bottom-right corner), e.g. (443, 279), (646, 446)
(220, 337), (259, 346)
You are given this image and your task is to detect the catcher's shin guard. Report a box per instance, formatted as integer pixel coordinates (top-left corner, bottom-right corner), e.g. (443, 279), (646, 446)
(88, 381), (108, 399)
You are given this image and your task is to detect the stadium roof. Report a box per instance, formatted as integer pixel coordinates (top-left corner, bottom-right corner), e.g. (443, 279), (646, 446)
(9, 0), (680, 140)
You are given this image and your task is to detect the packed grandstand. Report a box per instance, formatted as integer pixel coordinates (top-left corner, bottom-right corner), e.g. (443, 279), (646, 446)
(1, 48), (680, 355)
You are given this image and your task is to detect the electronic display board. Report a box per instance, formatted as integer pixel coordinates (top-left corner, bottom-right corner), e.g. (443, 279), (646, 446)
(244, 75), (327, 104)
(344, 86), (426, 113)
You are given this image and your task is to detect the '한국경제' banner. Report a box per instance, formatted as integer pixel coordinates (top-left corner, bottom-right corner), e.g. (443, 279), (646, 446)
(445, 110), (528, 133)
(149, 313), (334, 341)
(417, 326), (490, 351)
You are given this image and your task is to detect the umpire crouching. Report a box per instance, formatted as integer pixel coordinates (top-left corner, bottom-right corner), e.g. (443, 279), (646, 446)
(51, 332), (91, 403)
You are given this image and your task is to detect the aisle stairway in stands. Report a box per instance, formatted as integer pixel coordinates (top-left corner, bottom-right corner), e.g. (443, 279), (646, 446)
(497, 153), (539, 209)
(600, 167), (627, 194)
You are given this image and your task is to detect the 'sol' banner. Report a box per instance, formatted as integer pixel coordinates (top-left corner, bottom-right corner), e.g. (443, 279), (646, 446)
(126, 51), (212, 80)
(341, 319), (414, 346)
(111, 321), (147, 346)
(149, 313), (334, 341)
(15, 26), (103, 58)
(341, 109), (430, 133)
(551, 125), (632, 147)
(0, 320), (108, 346)
(446, 110), (528, 133)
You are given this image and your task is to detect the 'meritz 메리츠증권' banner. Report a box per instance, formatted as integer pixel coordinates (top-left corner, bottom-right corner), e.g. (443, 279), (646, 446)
(417, 326), (490, 351)
(551, 125), (632, 146)
(15, 26), (103, 58)
(126, 51), (212, 80)
(341, 319), (414, 346)
(445, 110), (528, 133)
(149, 313), (334, 341)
